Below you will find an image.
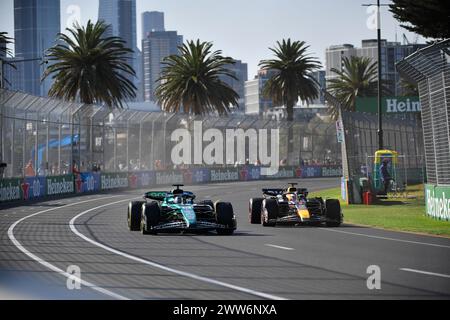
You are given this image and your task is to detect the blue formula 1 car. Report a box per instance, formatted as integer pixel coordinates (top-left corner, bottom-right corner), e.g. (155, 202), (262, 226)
(127, 185), (237, 235)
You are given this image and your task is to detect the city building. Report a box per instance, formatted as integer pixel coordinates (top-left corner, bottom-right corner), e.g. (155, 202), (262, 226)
(12, 0), (60, 96)
(219, 60), (248, 113)
(142, 11), (165, 37)
(245, 68), (327, 117)
(244, 68), (282, 115)
(311, 70), (326, 105)
(325, 39), (427, 96)
(142, 31), (183, 102)
(98, 0), (138, 98)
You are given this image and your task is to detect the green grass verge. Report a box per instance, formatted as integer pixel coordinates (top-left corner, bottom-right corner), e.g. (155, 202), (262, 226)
(310, 185), (450, 237)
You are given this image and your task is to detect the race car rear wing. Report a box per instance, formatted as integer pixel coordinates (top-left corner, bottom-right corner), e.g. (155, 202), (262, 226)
(262, 189), (284, 197)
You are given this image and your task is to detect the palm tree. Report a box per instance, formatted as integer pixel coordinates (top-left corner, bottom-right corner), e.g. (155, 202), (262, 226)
(0, 32), (13, 57)
(327, 56), (379, 119)
(399, 77), (419, 96)
(259, 39), (322, 121)
(155, 40), (239, 115)
(43, 20), (136, 108)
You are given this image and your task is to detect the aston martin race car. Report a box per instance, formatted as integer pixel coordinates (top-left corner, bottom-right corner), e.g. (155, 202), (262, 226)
(127, 185), (236, 235)
(249, 183), (343, 227)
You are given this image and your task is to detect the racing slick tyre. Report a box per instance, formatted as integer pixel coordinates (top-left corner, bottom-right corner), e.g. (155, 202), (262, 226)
(249, 198), (264, 224)
(261, 199), (278, 227)
(141, 201), (161, 235)
(215, 202), (235, 235)
(128, 201), (145, 231)
(325, 199), (342, 227)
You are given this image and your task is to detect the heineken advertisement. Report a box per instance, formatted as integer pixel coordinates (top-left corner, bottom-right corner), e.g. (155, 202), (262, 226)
(101, 173), (129, 190)
(155, 171), (184, 185)
(355, 96), (421, 114)
(0, 165), (344, 204)
(425, 184), (450, 221)
(266, 167), (295, 179)
(210, 168), (239, 182)
(0, 178), (22, 202)
(47, 175), (74, 196)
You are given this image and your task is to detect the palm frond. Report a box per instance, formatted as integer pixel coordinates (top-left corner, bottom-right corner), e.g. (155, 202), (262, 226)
(155, 39), (239, 115)
(259, 39), (322, 121)
(43, 20), (136, 108)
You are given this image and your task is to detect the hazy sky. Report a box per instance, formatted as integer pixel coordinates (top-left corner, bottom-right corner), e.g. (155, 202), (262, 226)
(0, 0), (424, 77)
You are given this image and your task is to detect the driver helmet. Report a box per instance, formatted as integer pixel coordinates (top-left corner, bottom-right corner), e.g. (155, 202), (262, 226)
(174, 196), (183, 204)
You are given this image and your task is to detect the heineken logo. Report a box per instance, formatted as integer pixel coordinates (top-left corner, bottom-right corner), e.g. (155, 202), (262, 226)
(47, 177), (74, 195)
(155, 172), (183, 185)
(210, 169), (239, 182)
(386, 98), (421, 113)
(0, 181), (21, 202)
(101, 174), (128, 190)
(426, 188), (450, 221)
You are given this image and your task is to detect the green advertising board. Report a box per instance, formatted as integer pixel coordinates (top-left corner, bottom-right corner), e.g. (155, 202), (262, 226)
(425, 184), (450, 221)
(0, 178), (22, 202)
(355, 96), (421, 114)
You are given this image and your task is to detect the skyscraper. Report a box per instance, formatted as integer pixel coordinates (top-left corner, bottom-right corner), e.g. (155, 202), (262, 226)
(142, 11), (165, 38)
(325, 39), (427, 96)
(98, 0), (137, 95)
(219, 60), (248, 112)
(142, 31), (183, 102)
(98, 0), (137, 51)
(13, 0), (60, 96)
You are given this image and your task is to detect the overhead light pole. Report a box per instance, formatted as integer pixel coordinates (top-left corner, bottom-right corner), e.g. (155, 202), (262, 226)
(363, 1), (389, 151)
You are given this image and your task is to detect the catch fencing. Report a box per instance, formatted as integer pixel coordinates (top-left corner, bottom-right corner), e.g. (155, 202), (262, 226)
(0, 89), (341, 178)
(397, 39), (450, 221)
(0, 88), (343, 204)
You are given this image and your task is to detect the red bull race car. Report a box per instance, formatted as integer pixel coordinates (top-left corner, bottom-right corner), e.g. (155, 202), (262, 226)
(249, 183), (343, 227)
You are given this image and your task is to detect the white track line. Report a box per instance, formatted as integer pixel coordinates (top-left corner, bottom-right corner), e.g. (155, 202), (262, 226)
(400, 268), (450, 279)
(7, 195), (129, 300)
(265, 244), (295, 251)
(70, 200), (288, 300)
(319, 228), (450, 249)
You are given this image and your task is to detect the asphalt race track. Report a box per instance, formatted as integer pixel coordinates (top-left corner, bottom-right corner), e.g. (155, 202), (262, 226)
(1, 177), (449, 300)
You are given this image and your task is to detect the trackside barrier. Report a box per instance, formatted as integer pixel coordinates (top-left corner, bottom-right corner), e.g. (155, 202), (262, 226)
(0, 165), (342, 204)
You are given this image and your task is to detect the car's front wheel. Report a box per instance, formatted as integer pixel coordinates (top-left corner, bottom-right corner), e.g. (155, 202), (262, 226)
(261, 199), (278, 227)
(128, 201), (145, 231)
(216, 202), (236, 235)
(325, 199), (342, 227)
(249, 198), (264, 224)
(141, 202), (161, 235)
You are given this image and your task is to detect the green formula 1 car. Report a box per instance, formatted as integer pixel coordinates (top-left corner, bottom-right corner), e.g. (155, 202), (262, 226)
(127, 185), (237, 235)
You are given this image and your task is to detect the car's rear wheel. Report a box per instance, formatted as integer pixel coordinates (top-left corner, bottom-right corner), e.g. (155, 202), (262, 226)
(261, 199), (278, 227)
(325, 199), (342, 227)
(249, 198), (264, 224)
(128, 201), (145, 231)
(141, 201), (161, 234)
(216, 202), (235, 235)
